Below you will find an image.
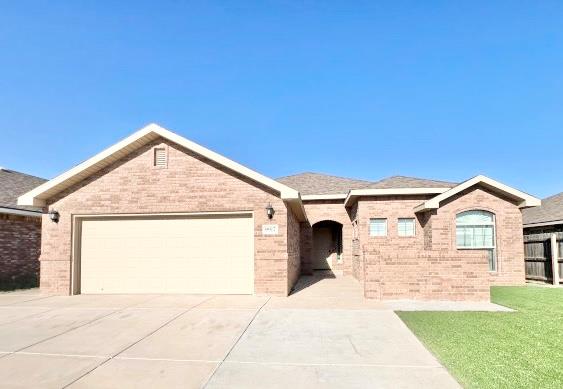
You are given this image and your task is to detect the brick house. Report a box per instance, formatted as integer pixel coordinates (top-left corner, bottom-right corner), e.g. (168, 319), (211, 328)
(0, 168), (46, 288)
(18, 124), (540, 301)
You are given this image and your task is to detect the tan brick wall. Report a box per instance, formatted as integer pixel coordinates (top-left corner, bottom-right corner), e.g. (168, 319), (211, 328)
(352, 238), (362, 281)
(353, 195), (434, 289)
(430, 186), (525, 286)
(41, 137), (291, 296)
(356, 195), (434, 254)
(355, 188), (525, 299)
(299, 222), (312, 275)
(301, 201), (353, 275)
(39, 258), (70, 293)
(287, 208), (301, 293)
(349, 203), (363, 281)
(0, 214), (42, 285)
(364, 249), (490, 301)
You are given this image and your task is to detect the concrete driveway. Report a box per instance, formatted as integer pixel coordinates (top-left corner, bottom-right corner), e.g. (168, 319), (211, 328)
(0, 276), (459, 388)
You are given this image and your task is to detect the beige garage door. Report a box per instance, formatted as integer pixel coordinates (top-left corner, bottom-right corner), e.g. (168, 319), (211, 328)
(79, 214), (254, 294)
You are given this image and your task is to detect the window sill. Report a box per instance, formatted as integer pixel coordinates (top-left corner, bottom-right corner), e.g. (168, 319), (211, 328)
(457, 247), (495, 250)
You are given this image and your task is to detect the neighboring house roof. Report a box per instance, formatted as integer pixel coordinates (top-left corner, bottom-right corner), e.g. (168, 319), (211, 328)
(276, 172), (372, 197)
(17, 123), (306, 220)
(522, 192), (563, 227)
(413, 175), (541, 212)
(0, 168), (46, 216)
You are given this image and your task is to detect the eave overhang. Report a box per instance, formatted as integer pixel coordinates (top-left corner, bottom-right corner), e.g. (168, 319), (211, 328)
(344, 187), (450, 207)
(18, 123), (307, 221)
(413, 175), (541, 213)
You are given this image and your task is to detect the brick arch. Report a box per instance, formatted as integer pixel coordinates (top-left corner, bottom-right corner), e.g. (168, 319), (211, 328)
(312, 219), (343, 227)
(454, 206), (497, 217)
(300, 202), (353, 276)
(307, 213), (350, 228)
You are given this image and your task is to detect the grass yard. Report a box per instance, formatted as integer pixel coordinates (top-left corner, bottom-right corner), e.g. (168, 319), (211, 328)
(398, 286), (563, 389)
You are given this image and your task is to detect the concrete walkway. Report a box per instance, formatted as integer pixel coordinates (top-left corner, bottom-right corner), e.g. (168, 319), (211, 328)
(0, 276), (460, 388)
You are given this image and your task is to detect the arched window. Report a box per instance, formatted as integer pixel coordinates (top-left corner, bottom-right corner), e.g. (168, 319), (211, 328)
(456, 210), (497, 271)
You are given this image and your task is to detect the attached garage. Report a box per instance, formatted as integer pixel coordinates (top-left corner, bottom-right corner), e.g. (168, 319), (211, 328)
(74, 213), (255, 294)
(18, 124), (305, 296)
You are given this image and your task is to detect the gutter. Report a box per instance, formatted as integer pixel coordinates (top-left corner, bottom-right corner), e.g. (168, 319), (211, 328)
(301, 194), (347, 201)
(0, 206), (43, 217)
(523, 219), (563, 229)
(345, 187), (450, 207)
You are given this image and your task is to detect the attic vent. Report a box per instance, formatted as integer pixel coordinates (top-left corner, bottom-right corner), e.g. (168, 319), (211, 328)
(154, 148), (167, 167)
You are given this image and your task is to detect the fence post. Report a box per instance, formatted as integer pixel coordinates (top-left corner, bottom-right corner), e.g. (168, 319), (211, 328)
(551, 233), (559, 286)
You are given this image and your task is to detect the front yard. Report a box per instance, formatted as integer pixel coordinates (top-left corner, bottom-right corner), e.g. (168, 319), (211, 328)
(398, 286), (563, 388)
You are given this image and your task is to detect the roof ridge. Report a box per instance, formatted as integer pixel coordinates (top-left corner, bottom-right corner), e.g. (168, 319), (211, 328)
(277, 171), (372, 183)
(376, 174), (456, 184)
(275, 171), (317, 180)
(542, 191), (563, 201)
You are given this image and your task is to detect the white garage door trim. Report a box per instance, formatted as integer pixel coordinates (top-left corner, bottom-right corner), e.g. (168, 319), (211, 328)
(71, 211), (254, 295)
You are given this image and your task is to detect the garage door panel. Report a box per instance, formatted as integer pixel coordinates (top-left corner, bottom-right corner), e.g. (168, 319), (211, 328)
(79, 214), (254, 294)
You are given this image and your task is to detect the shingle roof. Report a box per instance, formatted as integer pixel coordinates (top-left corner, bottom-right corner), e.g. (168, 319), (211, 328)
(276, 172), (372, 195)
(276, 172), (457, 196)
(366, 175), (458, 189)
(0, 168), (47, 213)
(522, 192), (563, 226)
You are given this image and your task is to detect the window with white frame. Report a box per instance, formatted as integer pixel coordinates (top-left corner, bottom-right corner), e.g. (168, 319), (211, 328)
(398, 218), (415, 236)
(456, 210), (497, 271)
(369, 218), (387, 236)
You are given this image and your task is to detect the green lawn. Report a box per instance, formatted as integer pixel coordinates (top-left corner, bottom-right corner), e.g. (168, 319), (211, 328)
(397, 286), (563, 389)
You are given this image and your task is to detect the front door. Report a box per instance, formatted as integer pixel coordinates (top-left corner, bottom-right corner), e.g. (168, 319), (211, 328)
(312, 227), (334, 270)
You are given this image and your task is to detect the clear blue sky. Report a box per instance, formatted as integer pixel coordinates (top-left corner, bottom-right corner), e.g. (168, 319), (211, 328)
(2, 1), (562, 198)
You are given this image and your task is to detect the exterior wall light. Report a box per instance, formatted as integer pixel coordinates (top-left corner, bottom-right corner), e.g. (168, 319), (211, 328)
(48, 210), (60, 223)
(265, 203), (275, 219)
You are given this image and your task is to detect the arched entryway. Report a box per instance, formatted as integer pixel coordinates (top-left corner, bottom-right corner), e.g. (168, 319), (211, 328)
(312, 220), (343, 271)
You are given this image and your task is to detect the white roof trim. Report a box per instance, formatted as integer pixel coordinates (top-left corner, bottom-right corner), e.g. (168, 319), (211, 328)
(0, 207), (42, 217)
(344, 187), (450, 207)
(413, 175), (541, 213)
(18, 123), (300, 207)
(302, 194), (347, 201)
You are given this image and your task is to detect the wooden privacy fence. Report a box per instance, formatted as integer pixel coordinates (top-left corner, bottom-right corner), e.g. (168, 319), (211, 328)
(524, 232), (563, 284)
